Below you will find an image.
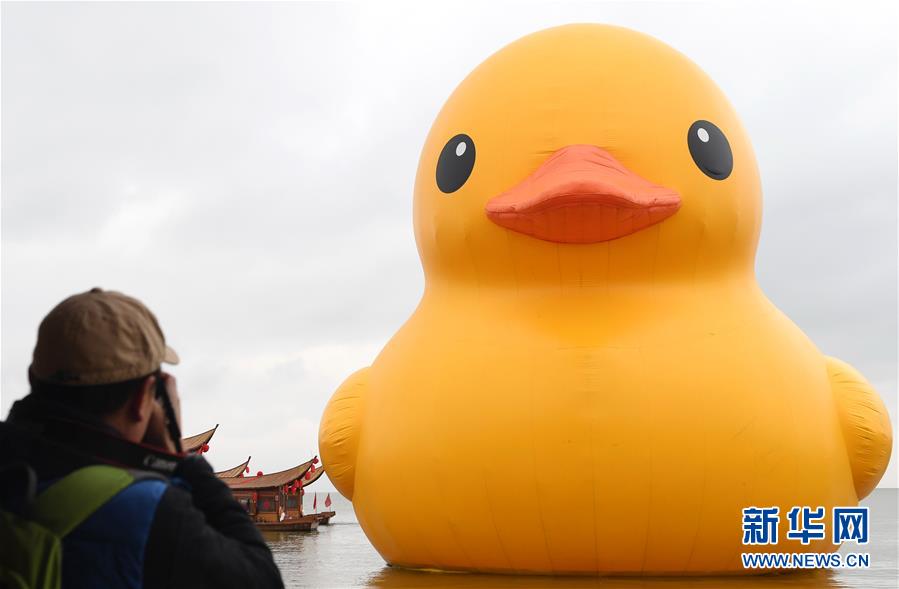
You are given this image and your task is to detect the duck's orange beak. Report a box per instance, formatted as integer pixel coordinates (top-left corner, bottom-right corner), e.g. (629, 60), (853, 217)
(485, 145), (681, 244)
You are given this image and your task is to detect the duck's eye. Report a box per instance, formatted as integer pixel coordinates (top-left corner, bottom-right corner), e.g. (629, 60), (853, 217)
(687, 120), (732, 180)
(436, 134), (475, 193)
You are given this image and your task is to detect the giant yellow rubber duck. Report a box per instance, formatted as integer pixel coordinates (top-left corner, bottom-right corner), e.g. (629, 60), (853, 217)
(319, 24), (892, 575)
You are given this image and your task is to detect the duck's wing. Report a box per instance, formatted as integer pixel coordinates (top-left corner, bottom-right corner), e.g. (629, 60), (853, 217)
(827, 356), (892, 500)
(319, 367), (369, 501)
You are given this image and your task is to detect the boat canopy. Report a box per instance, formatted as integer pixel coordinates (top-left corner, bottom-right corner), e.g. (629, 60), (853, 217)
(226, 459), (318, 490)
(181, 424), (218, 453)
(215, 456), (252, 478)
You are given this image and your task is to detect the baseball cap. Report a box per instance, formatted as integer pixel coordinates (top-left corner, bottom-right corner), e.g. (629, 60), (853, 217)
(30, 287), (179, 386)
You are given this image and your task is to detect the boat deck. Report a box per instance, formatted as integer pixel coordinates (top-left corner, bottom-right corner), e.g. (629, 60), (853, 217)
(313, 511), (335, 525)
(256, 515), (319, 531)
(254, 511), (336, 531)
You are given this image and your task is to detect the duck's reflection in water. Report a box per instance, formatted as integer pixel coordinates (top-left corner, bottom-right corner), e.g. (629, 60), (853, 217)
(363, 568), (841, 589)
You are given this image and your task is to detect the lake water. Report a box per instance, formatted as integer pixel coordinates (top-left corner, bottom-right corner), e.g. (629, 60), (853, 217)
(266, 490), (897, 588)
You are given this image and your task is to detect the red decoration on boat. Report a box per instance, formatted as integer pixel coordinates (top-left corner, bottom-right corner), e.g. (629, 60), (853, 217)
(312, 457), (319, 464)
(304, 471), (311, 480)
(310, 464), (316, 474)
(313, 494), (317, 510)
(257, 471), (263, 477)
(325, 494), (332, 508)
(245, 465), (250, 473)
(201, 444), (209, 453)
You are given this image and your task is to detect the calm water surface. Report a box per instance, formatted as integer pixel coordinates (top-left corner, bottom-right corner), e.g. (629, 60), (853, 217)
(267, 490), (897, 588)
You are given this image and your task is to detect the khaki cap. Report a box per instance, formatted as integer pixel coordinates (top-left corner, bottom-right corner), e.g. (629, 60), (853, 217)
(30, 287), (179, 386)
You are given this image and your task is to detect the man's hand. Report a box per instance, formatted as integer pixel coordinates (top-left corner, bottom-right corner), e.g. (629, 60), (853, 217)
(143, 372), (183, 453)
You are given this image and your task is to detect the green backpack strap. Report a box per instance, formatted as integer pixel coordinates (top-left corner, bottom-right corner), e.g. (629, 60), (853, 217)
(30, 465), (135, 537)
(0, 465), (137, 589)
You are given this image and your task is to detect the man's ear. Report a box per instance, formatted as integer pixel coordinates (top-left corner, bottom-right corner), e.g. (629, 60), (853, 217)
(128, 374), (157, 423)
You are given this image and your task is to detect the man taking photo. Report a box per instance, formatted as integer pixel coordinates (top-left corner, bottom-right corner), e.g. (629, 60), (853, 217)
(0, 288), (284, 588)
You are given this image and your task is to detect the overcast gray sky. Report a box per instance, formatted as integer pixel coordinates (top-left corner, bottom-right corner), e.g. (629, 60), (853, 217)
(2, 2), (896, 489)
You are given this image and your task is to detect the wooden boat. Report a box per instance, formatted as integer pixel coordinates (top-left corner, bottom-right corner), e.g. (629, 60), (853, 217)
(219, 459), (329, 530)
(187, 425), (334, 531)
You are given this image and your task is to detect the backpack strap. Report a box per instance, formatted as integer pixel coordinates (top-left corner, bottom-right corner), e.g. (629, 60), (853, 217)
(30, 465), (136, 538)
(0, 462), (38, 515)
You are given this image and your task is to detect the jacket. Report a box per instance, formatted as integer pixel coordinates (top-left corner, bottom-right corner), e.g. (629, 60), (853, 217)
(0, 394), (284, 589)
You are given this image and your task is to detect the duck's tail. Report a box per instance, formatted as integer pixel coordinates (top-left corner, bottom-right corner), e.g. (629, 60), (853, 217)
(827, 356), (893, 500)
(319, 367), (369, 501)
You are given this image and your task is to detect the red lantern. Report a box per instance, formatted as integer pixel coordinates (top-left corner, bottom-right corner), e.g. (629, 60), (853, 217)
(256, 471), (263, 477)
(201, 444), (209, 453)
(310, 464), (316, 474)
(312, 457), (319, 464)
(304, 471), (311, 480)
(245, 466), (250, 473)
